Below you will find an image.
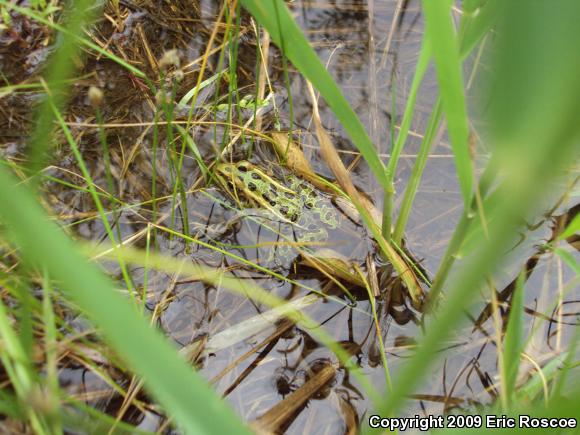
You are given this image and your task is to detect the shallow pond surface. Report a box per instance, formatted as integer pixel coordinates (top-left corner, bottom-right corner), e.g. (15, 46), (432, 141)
(1, 0), (578, 433)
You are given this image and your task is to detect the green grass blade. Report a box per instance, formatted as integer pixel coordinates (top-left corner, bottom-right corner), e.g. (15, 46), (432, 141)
(175, 125), (209, 180)
(558, 213), (580, 240)
(89, 240), (382, 406)
(459, 0), (499, 59)
(0, 166), (250, 435)
(553, 248), (580, 275)
(550, 322), (580, 401)
(383, 36), (431, 238)
(240, 0), (387, 188)
(42, 271), (62, 434)
(177, 69), (226, 110)
(391, 1), (497, 244)
(393, 100), (443, 245)
(503, 272), (525, 408)
(422, 0), (473, 205)
(0, 389), (25, 420)
(386, 39), (431, 180)
(434, 377), (580, 435)
(515, 352), (568, 405)
(366, 0), (580, 426)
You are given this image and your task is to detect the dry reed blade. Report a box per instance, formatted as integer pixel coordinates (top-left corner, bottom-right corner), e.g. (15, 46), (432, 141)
(306, 82), (424, 304)
(252, 363), (337, 433)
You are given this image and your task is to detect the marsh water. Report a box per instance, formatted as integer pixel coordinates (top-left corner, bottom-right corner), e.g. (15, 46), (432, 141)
(1, 0), (578, 433)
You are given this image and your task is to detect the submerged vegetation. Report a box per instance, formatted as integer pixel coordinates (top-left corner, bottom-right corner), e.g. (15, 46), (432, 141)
(0, 0), (579, 433)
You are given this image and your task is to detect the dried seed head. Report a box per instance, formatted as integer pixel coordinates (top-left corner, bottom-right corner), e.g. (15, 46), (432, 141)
(155, 89), (170, 106)
(88, 86), (103, 108)
(159, 49), (180, 70)
(172, 69), (184, 82)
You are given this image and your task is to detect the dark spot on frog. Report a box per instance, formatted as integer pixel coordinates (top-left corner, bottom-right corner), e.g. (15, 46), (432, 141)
(237, 164), (248, 172)
(261, 193), (277, 207)
(289, 212), (299, 222)
(248, 182), (257, 191)
(280, 205), (289, 216)
(251, 172), (261, 180)
(284, 191), (293, 199)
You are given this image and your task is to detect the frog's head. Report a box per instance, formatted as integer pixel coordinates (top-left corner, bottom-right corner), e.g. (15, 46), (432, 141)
(215, 161), (253, 182)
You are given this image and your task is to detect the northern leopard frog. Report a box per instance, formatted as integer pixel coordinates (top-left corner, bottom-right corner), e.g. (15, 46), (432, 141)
(216, 161), (339, 262)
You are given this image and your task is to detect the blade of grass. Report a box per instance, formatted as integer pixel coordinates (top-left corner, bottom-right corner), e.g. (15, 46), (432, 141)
(425, 161), (497, 305)
(88, 242), (382, 407)
(306, 82), (424, 302)
(359, 269), (393, 393)
(502, 271), (525, 408)
(0, 390), (23, 420)
(0, 298), (49, 433)
(42, 270), (62, 434)
(175, 125), (209, 181)
(49, 96), (136, 297)
(435, 376), (580, 435)
(394, 0), (499, 285)
(366, 0), (580, 426)
(421, 0), (473, 205)
(369, 159), (579, 429)
(553, 248), (580, 275)
(144, 217), (363, 313)
(177, 69), (227, 110)
(382, 36), (431, 239)
(240, 0), (387, 188)
(393, 100), (443, 245)
(460, 0), (499, 59)
(550, 321), (580, 401)
(0, 165), (251, 435)
(558, 213), (580, 240)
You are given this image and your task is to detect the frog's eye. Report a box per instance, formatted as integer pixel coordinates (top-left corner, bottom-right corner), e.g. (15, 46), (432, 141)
(237, 163), (248, 172)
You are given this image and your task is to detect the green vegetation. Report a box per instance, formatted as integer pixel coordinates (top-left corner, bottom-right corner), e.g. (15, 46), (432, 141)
(0, 0), (578, 433)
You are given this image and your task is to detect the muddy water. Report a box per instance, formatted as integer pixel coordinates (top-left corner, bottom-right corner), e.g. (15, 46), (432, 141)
(1, 0), (578, 433)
